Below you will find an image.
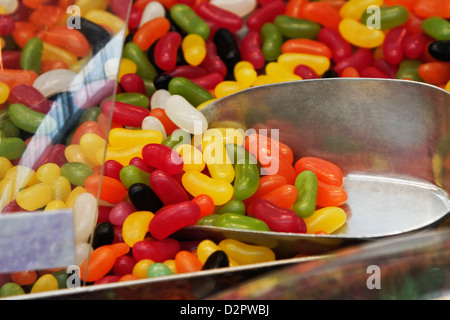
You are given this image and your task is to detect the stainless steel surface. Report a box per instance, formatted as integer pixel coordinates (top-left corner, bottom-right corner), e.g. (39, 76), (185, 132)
(174, 79), (450, 257)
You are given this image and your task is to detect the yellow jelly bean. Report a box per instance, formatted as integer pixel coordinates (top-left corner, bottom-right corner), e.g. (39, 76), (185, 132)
(5, 165), (37, 191)
(445, 80), (450, 92)
(30, 274), (59, 294)
(202, 131), (235, 183)
(36, 163), (61, 184)
(85, 9), (126, 34)
(234, 61), (257, 88)
(16, 182), (52, 211)
(163, 259), (177, 274)
(197, 239), (239, 266)
(181, 170), (233, 205)
(182, 33), (206, 67)
(0, 157), (13, 180)
(75, 0), (109, 15)
(65, 186), (87, 208)
(214, 81), (245, 99)
(122, 211), (154, 247)
(176, 144), (205, 172)
(80, 133), (107, 166)
(108, 128), (163, 149)
(0, 81), (10, 104)
(265, 62), (302, 82)
(339, 18), (385, 49)
(42, 42), (78, 67)
(118, 58), (138, 81)
(339, 0), (384, 20)
(132, 259), (154, 279)
(102, 145), (144, 167)
(304, 206), (347, 234)
(44, 200), (67, 211)
(196, 98), (216, 111)
(277, 53), (330, 76)
(64, 144), (97, 167)
(202, 128), (244, 148)
(218, 239), (275, 265)
(252, 75), (278, 86)
(51, 176), (72, 202)
(0, 5), (7, 14)
(0, 178), (15, 211)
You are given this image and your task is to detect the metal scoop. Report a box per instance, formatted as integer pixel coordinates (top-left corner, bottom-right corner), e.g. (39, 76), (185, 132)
(174, 78), (450, 258)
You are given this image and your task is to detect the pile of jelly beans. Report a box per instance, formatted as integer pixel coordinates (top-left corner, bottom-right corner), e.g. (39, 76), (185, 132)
(1, 0), (449, 297)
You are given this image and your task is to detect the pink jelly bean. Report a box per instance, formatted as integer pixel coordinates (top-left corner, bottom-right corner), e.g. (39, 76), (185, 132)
(101, 100), (150, 127)
(132, 238), (181, 262)
(109, 201), (137, 226)
(120, 73), (147, 95)
(149, 169), (189, 206)
(148, 201), (200, 240)
(246, 0), (286, 32)
(141, 143), (184, 176)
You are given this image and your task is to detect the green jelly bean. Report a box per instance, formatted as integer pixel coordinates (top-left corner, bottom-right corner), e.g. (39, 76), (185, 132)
(197, 214), (220, 226)
(122, 42), (158, 81)
(52, 269), (68, 289)
(170, 3), (210, 40)
(225, 143), (257, 166)
(361, 5), (409, 30)
(293, 170), (318, 218)
(8, 103), (57, 134)
(233, 162), (260, 201)
(217, 199), (246, 215)
(143, 77), (156, 96)
(119, 165), (151, 189)
(20, 37), (43, 74)
(115, 93), (149, 108)
(147, 263), (173, 278)
(422, 17), (450, 41)
(0, 136), (26, 160)
(396, 60), (423, 82)
(261, 23), (283, 62)
(274, 15), (321, 39)
(0, 282), (25, 297)
(168, 77), (214, 107)
(60, 162), (93, 186)
(162, 129), (192, 149)
(0, 109), (20, 138)
(215, 213), (270, 232)
(78, 106), (102, 124)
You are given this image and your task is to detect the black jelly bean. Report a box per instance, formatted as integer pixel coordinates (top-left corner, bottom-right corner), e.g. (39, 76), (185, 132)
(128, 183), (163, 212)
(202, 250), (230, 270)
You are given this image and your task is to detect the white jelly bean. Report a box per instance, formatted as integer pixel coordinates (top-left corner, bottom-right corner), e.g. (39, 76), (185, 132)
(74, 242), (92, 266)
(140, 1), (165, 27)
(73, 192), (98, 245)
(141, 116), (167, 140)
(165, 95), (208, 135)
(150, 89), (171, 110)
(33, 69), (78, 97)
(0, 0), (18, 14)
(210, 0), (257, 17)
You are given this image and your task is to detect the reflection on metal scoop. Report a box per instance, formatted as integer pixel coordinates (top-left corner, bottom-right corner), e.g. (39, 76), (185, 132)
(174, 79), (450, 258)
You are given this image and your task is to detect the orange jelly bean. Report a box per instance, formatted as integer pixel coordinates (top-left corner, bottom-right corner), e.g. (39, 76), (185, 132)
(42, 26), (91, 58)
(175, 251), (203, 273)
(133, 17), (171, 51)
(247, 184), (298, 215)
(413, 0), (450, 19)
(84, 174), (128, 204)
(295, 156), (344, 187)
(418, 62), (450, 85)
(10, 270), (38, 286)
(29, 5), (65, 30)
(301, 2), (342, 29)
(12, 21), (37, 48)
(281, 38), (332, 59)
(80, 246), (117, 282)
(317, 180), (348, 207)
(285, 0), (308, 18)
(0, 69), (38, 89)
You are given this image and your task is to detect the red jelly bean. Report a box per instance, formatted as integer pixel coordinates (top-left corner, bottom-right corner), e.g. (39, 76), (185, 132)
(148, 108), (179, 135)
(129, 157), (153, 173)
(240, 31), (265, 69)
(148, 201), (201, 240)
(154, 31), (182, 72)
(196, 2), (243, 33)
(252, 199), (307, 233)
(247, 184), (298, 215)
(132, 238), (181, 262)
(294, 64), (319, 79)
(101, 100), (149, 128)
(383, 26), (409, 65)
(246, 0), (286, 32)
(142, 143), (184, 175)
(8, 84), (53, 114)
(190, 72), (223, 90)
(200, 40), (228, 78)
(103, 159), (124, 181)
(1, 50), (21, 69)
(168, 65), (208, 79)
(403, 33), (432, 60)
(120, 73), (147, 95)
(334, 48), (374, 76)
(0, 14), (15, 36)
(113, 255), (136, 277)
(192, 194), (215, 218)
(318, 27), (352, 63)
(149, 169), (189, 206)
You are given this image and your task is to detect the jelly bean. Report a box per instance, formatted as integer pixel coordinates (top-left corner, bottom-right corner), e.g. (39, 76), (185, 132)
(261, 23), (283, 62)
(170, 3), (210, 40)
(129, 156), (153, 173)
(33, 69), (77, 98)
(334, 48), (374, 76)
(16, 182), (51, 211)
(120, 165), (151, 189)
(428, 41), (450, 62)
(154, 31), (182, 72)
(122, 42), (158, 81)
(213, 28), (241, 76)
(210, 0), (257, 18)
(292, 170), (318, 219)
(200, 40), (228, 78)
(197, 2), (243, 33)
(361, 5), (409, 30)
(403, 33), (431, 60)
(41, 42), (78, 69)
(164, 94), (208, 134)
(104, 145), (145, 167)
(30, 274), (58, 293)
(141, 116), (167, 140)
(66, 186), (87, 209)
(182, 170), (233, 205)
(282, 39), (332, 59)
(132, 238), (180, 262)
(418, 62), (450, 85)
(1, 282), (25, 297)
(197, 239), (221, 264)
(413, 0), (450, 19)
(192, 194), (215, 218)
(150, 169), (189, 205)
(0, 0), (18, 14)
(149, 201), (200, 240)
(20, 37), (42, 75)
(71, 121), (105, 145)
(101, 100), (149, 128)
(252, 198), (307, 233)
(422, 17), (450, 41)
(294, 156), (344, 187)
(317, 180), (348, 208)
(10, 270), (37, 286)
(85, 174), (128, 204)
(168, 77), (214, 108)
(339, 0), (383, 20)
(122, 210), (154, 247)
(50, 176), (71, 202)
(226, 143), (257, 166)
(175, 250), (203, 273)
(0, 69), (38, 89)
(120, 73), (147, 95)
(202, 250), (230, 270)
(133, 16), (170, 51)
(0, 157), (12, 179)
(85, 9), (126, 35)
(246, 0), (286, 32)
(94, 275), (120, 285)
(233, 162), (259, 200)
(215, 212), (269, 231)
(243, 174), (287, 206)
(109, 201), (136, 226)
(317, 27), (352, 63)
(92, 222), (115, 249)
(301, 1), (341, 29)
(73, 192), (97, 244)
(60, 162), (93, 187)
(113, 255), (136, 277)
(80, 133), (106, 166)
(304, 206), (347, 234)
(165, 128), (192, 149)
(0, 108), (22, 138)
(294, 64), (319, 79)
(339, 18), (385, 49)
(397, 59), (422, 81)
(128, 183), (163, 212)
(140, 1), (165, 27)
(218, 239), (275, 265)
(0, 137), (26, 160)
(79, 245), (117, 282)
(277, 52), (331, 76)
(43, 26), (90, 58)
(248, 184), (298, 215)
(182, 34), (207, 67)
(109, 128), (163, 149)
(274, 15), (321, 40)
(142, 143), (184, 175)
(9, 84), (53, 114)
(147, 262), (173, 277)
(240, 31), (265, 69)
